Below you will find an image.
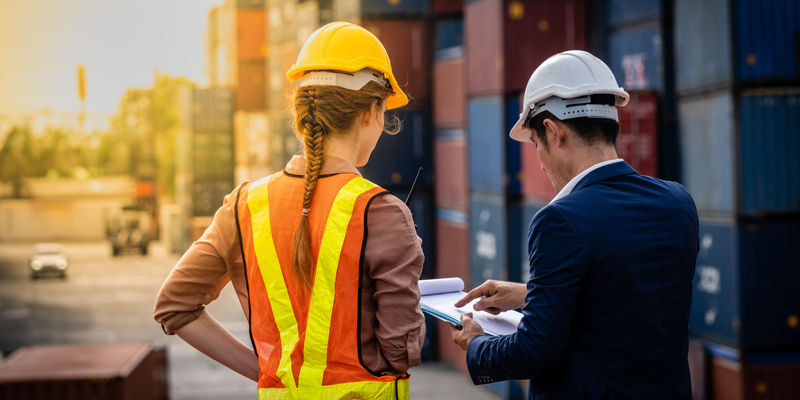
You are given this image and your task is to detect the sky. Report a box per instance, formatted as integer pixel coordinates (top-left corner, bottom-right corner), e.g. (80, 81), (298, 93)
(0, 0), (224, 116)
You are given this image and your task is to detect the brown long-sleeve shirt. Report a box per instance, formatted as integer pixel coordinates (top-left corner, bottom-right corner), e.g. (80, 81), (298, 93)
(154, 156), (426, 375)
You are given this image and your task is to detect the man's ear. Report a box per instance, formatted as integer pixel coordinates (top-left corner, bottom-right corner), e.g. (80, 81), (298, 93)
(543, 118), (567, 148)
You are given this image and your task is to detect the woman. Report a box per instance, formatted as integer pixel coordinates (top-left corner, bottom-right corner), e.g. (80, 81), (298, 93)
(154, 22), (425, 399)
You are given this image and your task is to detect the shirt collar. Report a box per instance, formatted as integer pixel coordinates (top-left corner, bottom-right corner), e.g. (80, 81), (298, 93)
(549, 158), (624, 204)
(284, 155), (362, 177)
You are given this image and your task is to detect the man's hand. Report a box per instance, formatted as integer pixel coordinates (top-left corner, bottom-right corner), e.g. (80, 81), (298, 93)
(454, 280), (527, 315)
(449, 313), (485, 351)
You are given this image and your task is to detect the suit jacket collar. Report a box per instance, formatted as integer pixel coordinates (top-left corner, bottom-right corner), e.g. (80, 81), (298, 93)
(572, 161), (637, 193)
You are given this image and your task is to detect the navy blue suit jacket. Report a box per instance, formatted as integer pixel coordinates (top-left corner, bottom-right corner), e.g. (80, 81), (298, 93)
(466, 162), (699, 399)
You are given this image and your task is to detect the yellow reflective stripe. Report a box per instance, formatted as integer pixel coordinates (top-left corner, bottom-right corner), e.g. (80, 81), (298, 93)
(298, 177), (378, 387)
(258, 378), (408, 400)
(247, 175), (299, 390)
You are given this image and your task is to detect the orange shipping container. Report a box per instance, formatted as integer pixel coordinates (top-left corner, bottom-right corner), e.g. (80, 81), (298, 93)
(237, 60), (267, 110)
(236, 8), (267, 61)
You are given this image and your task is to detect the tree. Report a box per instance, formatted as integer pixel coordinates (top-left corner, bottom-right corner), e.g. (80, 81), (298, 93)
(0, 126), (35, 198)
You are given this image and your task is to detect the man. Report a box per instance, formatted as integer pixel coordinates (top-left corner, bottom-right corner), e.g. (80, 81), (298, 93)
(450, 50), (699, 399)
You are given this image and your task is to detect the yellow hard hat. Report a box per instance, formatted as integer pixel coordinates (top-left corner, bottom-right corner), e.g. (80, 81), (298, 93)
(287, 22), (408, 110)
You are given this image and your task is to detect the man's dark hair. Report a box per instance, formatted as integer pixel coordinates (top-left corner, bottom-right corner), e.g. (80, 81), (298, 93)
(526, 95), (620, 150)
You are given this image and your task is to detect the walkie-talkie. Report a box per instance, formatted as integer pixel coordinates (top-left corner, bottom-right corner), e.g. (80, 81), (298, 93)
(404, 167), (424, 205)
(404, 167), (423, 232)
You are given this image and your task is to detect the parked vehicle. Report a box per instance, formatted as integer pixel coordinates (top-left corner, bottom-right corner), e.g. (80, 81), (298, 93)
(29, 243), (68, 279)
(106, 207), (151, 256)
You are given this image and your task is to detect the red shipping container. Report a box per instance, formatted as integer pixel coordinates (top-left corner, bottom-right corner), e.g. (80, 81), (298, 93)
(237, 59), (267, 110)
(617, 91), (658, 177)
(363, 19), (430, 105)
(0, 343), (168, 400)
(433, 56), (466, 127)
(434, 136), (468, 210)
(432, 0), (464, 14)
(435, 216), (469, 283)
(688, 338), (707, 400)
(710, 349), (800, 400)
(236, 8), (267, 61)
(466, 0), (586, 95)
(520, 143), (555, 202)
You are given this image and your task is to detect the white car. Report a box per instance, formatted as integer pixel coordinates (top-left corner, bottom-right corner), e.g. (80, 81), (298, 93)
(30, 243), (68, 279)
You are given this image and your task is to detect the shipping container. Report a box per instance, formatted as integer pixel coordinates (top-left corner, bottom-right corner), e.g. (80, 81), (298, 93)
(267, 0), (297, 45)
(689, 218), (800, 349)
(433, 56), (466, 127)
(466, 0), (586, 95)
(469, 193), (507, 284)
(617, 90), (659, 176)
(360, 109), (432, 188)
(434, 132), (468, 210)
(335, 0), (430, 18)
(267, 41), (298, 110)
(237, 59), (267, 110)
(434, 18), (464, 56)
(507, 199), (543, 284)
(238, 0), (265, 8)
(236, 8), (267, 60)
(737, 89), (800, 216)
(435, 211), (469, 284)
(468, 95), (504, 193)
(678, 91), (735, 215)
(234, 111), (270, 168)
(676, 0), (799, 89)
(688, 338), (707, 400)
(607, 20), (665, 92)
(363, 19), (431, 104)
(674, 0), (732, 94)
(432, 0), (462, 15)
(192, 179), (234, 217)
(422, 314), (438, 361)
(680, 89), (800, 217)
(191, 88), (235, 133)
(0, 343), (167, 400)
(266, 110), (299, 172)
(708, 343), (800, 400)
(295, 0), (321, 49)
(735, 0), (800, 84)
(504, 95), (523, 193)
(606, 0), (661, 27)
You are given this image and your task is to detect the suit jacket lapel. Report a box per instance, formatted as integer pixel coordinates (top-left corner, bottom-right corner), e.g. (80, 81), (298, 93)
(572, 161), (638, 193)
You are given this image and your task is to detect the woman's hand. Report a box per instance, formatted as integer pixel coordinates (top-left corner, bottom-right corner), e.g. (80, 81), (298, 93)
(176, 310), (259, 382)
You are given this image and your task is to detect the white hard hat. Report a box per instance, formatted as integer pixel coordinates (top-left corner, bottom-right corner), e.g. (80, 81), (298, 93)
(509, 50), (630, 143)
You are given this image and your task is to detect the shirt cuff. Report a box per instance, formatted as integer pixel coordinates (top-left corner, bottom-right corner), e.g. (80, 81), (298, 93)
(157, 306), (205, 335)
(405, 328), (423, 367)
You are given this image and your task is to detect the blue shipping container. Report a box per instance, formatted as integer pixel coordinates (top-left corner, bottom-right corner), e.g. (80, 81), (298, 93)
(689, 218), (800, 349)
(507, 200), (545, 284)
(505, 96), (523, 194)
(468, 95), (504, 194)
(608, 21), (665, 92)
(607, 0), (661, 27)
(469, 193), (507, 284)
(361, 109), (431, 188)
(434, 18), (464, 58)
(678, 91), (735, 215)
(361, 0), (430, 16)
(738, 90), (800, 216)
(735, 0), (800, 83)
(674, 0), (732, 93)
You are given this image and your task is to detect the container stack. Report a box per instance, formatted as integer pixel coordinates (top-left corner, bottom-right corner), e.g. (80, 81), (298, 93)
(429, 0), (470, 373)
(462, 0), (586, 397)
(674, 0), (800, 397)
(599, 0), (673, 179)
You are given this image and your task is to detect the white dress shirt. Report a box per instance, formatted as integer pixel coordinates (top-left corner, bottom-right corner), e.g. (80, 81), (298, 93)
(549, 159), (624, 204)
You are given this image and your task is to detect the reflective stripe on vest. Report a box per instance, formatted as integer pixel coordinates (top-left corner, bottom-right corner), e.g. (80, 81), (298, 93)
(245, 174), (408, 399)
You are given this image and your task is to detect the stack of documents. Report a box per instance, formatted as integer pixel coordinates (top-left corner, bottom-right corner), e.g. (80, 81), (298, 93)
(419, 278), (523, 336)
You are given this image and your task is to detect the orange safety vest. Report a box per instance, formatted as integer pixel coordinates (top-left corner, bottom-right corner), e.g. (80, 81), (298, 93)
(234, 172), (410, 400)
